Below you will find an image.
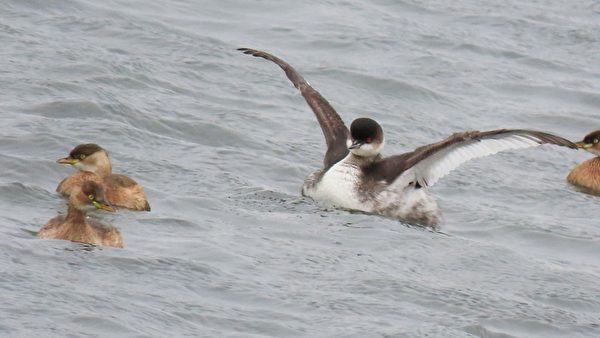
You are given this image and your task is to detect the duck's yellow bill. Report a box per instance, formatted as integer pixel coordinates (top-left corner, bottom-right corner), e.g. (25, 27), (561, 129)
(575, 142), (593, 149)
(57, 157), (79, 165)
(92, 201), (116, 212)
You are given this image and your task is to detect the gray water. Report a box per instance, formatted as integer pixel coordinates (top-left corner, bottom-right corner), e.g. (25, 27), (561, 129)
(1, 0), (600, 337)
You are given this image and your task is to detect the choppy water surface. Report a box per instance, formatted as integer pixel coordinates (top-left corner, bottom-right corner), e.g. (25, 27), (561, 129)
(1, 0), (600, 337)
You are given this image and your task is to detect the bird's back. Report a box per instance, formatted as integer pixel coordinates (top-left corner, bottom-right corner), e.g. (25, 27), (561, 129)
(104, 174), (150, 211)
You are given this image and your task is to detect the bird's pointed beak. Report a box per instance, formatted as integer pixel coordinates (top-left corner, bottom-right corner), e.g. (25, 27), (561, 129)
(349, 139), (363, 150)
(57, 157), (79, 165)
(92, 200), (115, 212)
(575, 141), (593, 149)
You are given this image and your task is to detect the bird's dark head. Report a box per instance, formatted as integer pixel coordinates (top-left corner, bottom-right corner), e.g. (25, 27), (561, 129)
(577, 130), (600, 156)
(75, 181), (115, 212)
(348, 118), (385, 157)
(57, 144), (112, 176)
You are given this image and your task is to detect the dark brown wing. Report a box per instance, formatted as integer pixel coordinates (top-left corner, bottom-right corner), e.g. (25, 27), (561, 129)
(239, 48), (350, 168)
(369, 129), (577, 188)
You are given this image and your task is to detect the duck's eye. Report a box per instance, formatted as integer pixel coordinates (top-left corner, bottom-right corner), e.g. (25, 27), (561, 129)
(80, 154), (86, 160)
(366, 137), (373, 144)
(88, 194), (94, 200)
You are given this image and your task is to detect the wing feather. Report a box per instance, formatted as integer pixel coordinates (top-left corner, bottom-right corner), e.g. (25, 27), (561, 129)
(370, 129), (576, 188)
(239, 48), (349, 168)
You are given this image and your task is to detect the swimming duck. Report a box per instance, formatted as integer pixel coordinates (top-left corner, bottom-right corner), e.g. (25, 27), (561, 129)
(39, 180), (123, 247)
(239, 48), (577, 227)
(56, 144), (151, 211)
(567, 130), (600, 195)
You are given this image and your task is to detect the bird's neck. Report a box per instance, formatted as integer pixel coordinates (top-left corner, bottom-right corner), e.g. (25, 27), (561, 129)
(345, 152), (380, 166)
(96, 162), (112, 177)
(93, 151), (112, 177)
(48, 204), (95, 242)
(78, 152), (112, 177)
(64, 204), (88, 227)
(586, 148), (600, 156)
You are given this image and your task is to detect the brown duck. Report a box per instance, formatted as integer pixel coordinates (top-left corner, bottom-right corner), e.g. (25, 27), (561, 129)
(39, 181), (122, 247)
(56, 144), (150, 211)
(567, 130), (600, 195)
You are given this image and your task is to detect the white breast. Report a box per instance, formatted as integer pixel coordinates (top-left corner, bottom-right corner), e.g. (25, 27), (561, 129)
(304, 161), (371, 211)
(303, 157), (441, 226)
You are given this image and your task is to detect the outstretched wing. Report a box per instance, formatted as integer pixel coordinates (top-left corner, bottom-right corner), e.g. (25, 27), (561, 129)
(370, 129), (577, 188)
(239, 48), (350, 169)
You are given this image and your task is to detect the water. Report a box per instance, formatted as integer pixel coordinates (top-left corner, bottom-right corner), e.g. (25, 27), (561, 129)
(1, 0), (600, 337)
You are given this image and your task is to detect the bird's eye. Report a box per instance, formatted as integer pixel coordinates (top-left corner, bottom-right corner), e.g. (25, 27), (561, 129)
(366, 137), (373, 144)
(80, 154), (86, 159)
(88, 194), (94, 200)
(594, 139), (599, 144)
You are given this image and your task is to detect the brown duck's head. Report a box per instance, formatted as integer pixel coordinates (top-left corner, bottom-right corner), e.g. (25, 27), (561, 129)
(576, 130), (600, 156)
(71, 181), (115, 212)
(347, 117), (385, 157)
(57, 144), (112, 175)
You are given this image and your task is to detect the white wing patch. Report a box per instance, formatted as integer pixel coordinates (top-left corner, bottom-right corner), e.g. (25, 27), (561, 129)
(394, 133), (543, 188)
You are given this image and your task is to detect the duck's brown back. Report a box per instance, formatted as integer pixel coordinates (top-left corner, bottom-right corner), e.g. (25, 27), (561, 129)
(104, 174), (151, 211)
